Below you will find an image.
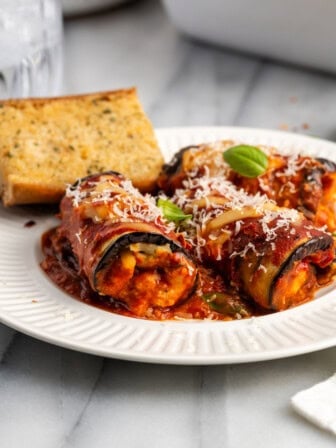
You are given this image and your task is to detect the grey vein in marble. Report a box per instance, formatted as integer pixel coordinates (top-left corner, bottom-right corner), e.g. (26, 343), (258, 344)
(1, 0), (336, 447)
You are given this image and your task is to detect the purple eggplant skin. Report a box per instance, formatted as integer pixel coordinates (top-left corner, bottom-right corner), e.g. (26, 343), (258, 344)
(70, 170), (124, 189)
(316, 158), (336, 173)
(160, 149), (336, 179)
(93, 231), (189, 290)
(232, 233), (334, 310)
(160, 146), (195, 177)
(268, 234), (334, 309)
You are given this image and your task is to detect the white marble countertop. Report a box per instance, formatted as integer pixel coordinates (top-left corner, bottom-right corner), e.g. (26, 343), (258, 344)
(1, 1), (336, 446)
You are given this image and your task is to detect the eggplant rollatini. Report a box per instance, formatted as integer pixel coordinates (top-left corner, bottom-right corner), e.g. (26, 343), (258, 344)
(43, 172), (197, 317)
(158, 141), (336, 232)
(169, 175), (335, 311)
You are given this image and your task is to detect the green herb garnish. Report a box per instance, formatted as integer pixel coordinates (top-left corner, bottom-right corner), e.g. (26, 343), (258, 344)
(223, 145), (268, 178)
(157, 198), (192, 223)
(202, 292), (250, 317)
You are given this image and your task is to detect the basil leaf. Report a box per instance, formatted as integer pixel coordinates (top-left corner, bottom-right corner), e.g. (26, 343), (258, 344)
(223, 145), (268, 178)
(157, 198), (192, 222)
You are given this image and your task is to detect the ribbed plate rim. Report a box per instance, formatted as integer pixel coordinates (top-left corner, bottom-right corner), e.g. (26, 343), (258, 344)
(0, 125), (335, 365)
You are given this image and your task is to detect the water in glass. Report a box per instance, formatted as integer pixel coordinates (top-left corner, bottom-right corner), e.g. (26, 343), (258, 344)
(0, 0), (63, 99)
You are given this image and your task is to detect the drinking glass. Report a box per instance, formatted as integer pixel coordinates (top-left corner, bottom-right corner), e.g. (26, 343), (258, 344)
(0, 0), (63, 99)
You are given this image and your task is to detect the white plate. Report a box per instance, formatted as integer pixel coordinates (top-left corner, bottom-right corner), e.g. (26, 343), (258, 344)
(1, 126), (336, 365)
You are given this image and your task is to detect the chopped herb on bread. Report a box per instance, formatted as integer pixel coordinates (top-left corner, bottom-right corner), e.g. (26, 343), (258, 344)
(0, 88), (163, 206)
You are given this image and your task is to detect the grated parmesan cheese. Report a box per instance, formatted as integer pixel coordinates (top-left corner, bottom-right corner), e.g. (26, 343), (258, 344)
(171, 172), (302, 261)
(66, 174), (176, 234)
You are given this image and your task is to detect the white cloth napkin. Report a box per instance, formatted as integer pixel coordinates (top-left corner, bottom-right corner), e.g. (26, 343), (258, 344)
(291, 373), (336, 435)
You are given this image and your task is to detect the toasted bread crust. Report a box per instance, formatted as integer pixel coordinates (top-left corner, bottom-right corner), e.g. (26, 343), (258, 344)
(0, 88), (163, 206)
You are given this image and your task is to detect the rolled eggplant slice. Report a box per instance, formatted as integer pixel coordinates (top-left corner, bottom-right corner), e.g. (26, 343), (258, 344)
(158, 141), (336, 232)
(56, 172), (197, 317)
(171, 175), (335, 311)
(234, 226), (334, 310)
(92, 231), (196, 312)
(157, 141), (234, 193)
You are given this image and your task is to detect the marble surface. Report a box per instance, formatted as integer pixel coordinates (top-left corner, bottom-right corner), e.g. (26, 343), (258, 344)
(1, 0), (336, 446)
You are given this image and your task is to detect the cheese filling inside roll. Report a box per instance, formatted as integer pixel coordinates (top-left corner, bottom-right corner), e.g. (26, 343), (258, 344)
(47, 171), (197, 317)
(168, 175), (335, 311)
(158, 141), (336, 232)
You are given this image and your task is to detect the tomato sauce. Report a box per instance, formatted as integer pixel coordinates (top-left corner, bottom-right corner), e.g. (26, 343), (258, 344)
(41, 228), (257, 321)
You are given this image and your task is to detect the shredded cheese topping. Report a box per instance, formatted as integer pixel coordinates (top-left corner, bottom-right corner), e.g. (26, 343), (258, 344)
(180, 141), (319, 197)
(65, 174), (176, 233)
(170, 172), (302, 261)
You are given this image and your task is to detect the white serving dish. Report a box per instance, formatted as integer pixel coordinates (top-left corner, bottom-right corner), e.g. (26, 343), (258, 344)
(162, 0), (336, 73)
(1, 126), (336, 365)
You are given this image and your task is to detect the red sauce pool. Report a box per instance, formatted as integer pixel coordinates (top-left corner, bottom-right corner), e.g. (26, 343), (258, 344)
(41, 228), (257, 321)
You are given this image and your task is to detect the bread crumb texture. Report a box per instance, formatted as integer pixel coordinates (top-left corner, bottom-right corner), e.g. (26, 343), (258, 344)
(0, 88), (163, 205)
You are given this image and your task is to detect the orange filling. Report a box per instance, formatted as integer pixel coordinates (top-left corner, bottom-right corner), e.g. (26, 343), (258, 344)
(271, 260), (317, 311)
(95, 243), (197, 316)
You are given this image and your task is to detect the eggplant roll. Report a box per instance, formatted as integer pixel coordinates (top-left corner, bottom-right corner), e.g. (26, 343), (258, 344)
(55, 172), (197, 317)
(158, 141), (336, 232)
(171, 175), (335, 311)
